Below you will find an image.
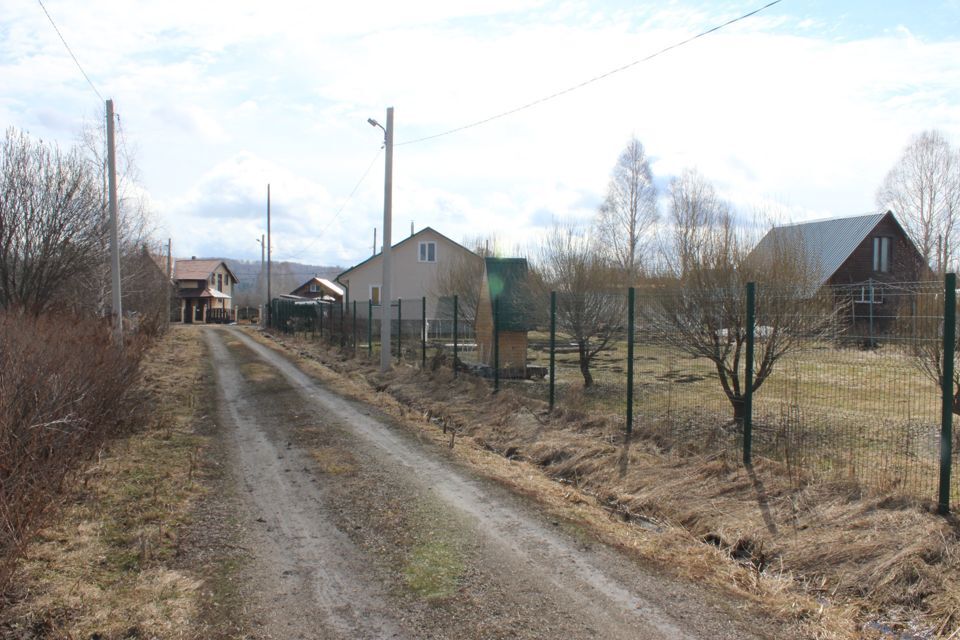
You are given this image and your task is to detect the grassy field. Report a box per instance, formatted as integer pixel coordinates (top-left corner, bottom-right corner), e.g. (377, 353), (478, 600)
(278, 315), (958, 507)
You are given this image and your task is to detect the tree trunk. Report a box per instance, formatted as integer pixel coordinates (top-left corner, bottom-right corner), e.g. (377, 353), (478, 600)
(578, 341), (594, 388)
(730, 395), (746, 429)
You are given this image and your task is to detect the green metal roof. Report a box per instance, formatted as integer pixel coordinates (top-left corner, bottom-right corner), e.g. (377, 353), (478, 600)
(486, 257), (535, 331)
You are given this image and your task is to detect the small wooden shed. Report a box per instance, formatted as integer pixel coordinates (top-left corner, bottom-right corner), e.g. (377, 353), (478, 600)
(475, 257), (534, 377)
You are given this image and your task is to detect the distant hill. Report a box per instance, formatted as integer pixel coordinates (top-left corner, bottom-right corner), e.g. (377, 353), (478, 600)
(216, 258), (343, 306)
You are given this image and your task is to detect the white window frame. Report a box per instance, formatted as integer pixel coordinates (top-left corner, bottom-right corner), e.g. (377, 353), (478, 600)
(309, 283), (320, 293)
(873, 237), (890, 273)
(370, 284), (381, 306)
(418, 241), (437, 263)
(856, 285), (883, 304)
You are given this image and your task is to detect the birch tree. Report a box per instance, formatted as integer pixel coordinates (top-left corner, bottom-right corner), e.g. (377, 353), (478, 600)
(596, 137), (658, 279)
(877, 130), (960, 273)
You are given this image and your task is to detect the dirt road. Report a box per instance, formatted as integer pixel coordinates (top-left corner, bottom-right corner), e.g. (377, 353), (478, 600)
(204, 327), (784, 639)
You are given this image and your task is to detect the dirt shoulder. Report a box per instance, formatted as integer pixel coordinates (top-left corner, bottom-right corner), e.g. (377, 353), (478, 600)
(0, 326), (246, 639)
(210, 326), (799, 639)
(247, 328), (960, 639)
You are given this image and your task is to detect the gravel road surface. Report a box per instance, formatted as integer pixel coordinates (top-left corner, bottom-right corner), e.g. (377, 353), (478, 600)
(204, 327), (783, 639)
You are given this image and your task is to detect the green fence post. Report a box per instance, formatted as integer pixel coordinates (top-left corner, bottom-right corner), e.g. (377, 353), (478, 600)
(744, 282), (756, 466)
(421, 296), (427, 369)
(453, 295), (459, 379)
(939, 273), (956, 515)
(352, 300), (357, 356)
(549, 291), (556, 412)
(318, 301), (323, 338)
(339, 302), (344, 346)
(626, 287), (635, 436)
(493, 295), (500, 393)
(367, 300), (373, 359)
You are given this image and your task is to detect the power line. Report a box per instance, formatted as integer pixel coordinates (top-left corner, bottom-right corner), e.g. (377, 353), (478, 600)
(36, 0), (104, 102)
(274, 147), (383, 263)
(398, 0), (783, 146)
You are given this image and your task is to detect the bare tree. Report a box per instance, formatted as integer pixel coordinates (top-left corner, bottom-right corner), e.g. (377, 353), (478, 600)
(596, 137), (658, 279)
(537, 224), (624, 387)
(643, 170), (836, 425)
(75, 120), (157, 317)
(877, 130), (960, 273)
(431, 235), (491, 326)
(0, 128), (107, 313)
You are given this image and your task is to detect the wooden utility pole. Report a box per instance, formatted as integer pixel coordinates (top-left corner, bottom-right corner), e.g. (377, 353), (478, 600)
(166, 238), (172, 279)
(106, 99), (122, 345)
(379, 107), (394, 372)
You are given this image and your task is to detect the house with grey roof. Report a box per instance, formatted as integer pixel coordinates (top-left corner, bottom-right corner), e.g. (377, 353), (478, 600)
(751, 210), (929, 334)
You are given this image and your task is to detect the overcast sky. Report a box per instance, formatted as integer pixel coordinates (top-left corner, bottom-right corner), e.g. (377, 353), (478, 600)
(3, 0), (960, 268)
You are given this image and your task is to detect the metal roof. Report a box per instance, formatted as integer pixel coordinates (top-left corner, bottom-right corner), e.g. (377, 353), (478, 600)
(751, 212), (888, 287)
(174, 258), (239, 283)
(485, 257), (535, 332)
(292, 276), (344, 297)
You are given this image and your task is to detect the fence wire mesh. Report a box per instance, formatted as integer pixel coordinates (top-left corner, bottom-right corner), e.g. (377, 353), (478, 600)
(268, 277), (959, 510)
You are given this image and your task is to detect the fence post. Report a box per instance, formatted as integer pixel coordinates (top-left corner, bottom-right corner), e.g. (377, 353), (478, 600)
(339, 302), (345, 346)
(453, 295), (459, 379)
(319, 302), (323, 338)
(422, 296), (427, 369)
(939, 272), (956, 515)
(352, 300), (357, 356)
(397, 298), (402, 362)
(744, 282), (756, 466)
(493, 295), (500, 393)
(549, 291), (556, 412)
(367, 300), (373, 359)
(626, 287), (635, 436)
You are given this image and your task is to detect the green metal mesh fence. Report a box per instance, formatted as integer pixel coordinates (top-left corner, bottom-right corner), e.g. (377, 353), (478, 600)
(268, 276), (959, 511)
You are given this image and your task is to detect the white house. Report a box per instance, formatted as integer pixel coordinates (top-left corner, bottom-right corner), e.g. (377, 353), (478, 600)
(335, 227), (479, 320)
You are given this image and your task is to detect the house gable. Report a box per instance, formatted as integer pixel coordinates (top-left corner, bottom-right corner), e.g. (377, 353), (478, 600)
(335, 227), (480, 316)
(827, 211), (928, 286)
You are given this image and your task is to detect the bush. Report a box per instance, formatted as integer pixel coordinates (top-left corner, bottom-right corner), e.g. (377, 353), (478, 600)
(0, 311), (145, 589)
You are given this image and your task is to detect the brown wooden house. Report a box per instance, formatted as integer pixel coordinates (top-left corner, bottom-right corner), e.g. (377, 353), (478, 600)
(751, 210), (930, 336)
(173, 258), (239, 323)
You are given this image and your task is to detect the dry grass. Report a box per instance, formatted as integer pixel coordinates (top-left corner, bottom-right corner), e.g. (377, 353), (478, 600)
(257, 328), (960, 639)
(1, 326), (211, 639)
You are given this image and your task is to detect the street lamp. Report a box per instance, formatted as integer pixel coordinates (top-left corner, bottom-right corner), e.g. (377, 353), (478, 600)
(369, 108), (394, 372)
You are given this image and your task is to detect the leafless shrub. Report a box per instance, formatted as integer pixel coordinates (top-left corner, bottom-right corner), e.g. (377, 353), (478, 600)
(0, 310), (145, 589)
(536, 224), (625, 387)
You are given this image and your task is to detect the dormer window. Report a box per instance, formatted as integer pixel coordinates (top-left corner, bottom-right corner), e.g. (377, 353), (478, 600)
(419, 241), (436, 263)
(872, 237), (891, 273)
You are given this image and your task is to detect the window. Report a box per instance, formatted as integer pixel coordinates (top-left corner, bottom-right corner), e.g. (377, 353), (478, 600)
(418, 241), (436, 263)
(370, 285), (381, 305)
(856, 285), (883, 304)
(309, 284), (319, 293)
(873, 237), (891, 273)
(217, 274), (223, 291)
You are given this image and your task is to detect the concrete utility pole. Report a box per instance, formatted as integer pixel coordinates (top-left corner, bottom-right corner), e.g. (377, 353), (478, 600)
(267, 185), (272, 327)
(106, 99), (122, 345)
(166, 238), (173, 324)
(379, 108), (394, 371)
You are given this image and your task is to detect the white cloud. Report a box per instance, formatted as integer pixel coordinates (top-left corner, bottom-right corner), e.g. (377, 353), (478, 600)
(3, 1), (960, 268)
